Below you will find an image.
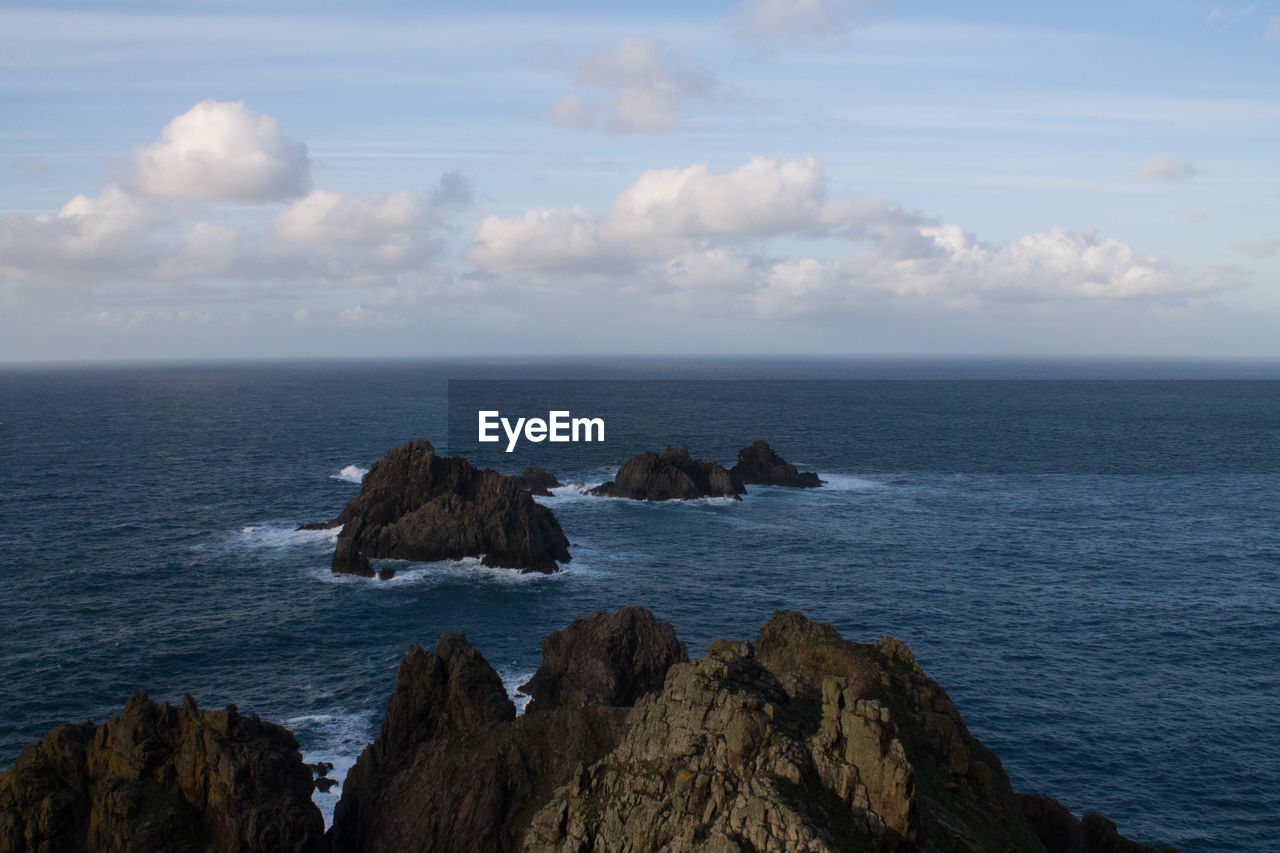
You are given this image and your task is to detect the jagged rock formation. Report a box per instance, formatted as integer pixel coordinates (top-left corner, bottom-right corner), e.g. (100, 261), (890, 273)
(330, 610), (686, 853)
(590, 446), (744, 501)
(0, 692), (323, 853)
(306, 440), (571, 575)
(517, 467), (563, 497)
(330, 609), (1180, 853)
(1018, 794), (1181, 853)
(730, 440), (823, 488)
(520, 607), (688, 713)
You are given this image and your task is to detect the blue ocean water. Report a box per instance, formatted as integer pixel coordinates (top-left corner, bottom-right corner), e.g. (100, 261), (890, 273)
(1, 358), (1277, 851)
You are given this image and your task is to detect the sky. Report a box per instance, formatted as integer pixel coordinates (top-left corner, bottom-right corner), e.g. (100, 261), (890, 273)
(1, 0), (1278, 361)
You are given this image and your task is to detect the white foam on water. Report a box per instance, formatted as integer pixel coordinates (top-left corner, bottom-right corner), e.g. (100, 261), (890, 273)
(532, 483), (605, 504)
(331, 465), (368, 484)
(310, 556), (583, 586)
(815, 473), (883, 491)
(236, 524), (341, 549)
(286, 709), (376, 828)
(498, 668), (538, 716)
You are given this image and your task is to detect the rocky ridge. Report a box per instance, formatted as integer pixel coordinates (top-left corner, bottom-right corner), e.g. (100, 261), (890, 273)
(0, 692), (323, 853)
(0, 609), (1183, 853)
(329, 608), (1180, 853)
(307, 440), (571, 575)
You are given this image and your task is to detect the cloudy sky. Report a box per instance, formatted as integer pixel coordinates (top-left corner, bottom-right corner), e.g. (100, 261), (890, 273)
(2, 0), (1278, 361)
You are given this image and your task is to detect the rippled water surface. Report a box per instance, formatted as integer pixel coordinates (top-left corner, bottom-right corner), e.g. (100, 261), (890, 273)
(1, 359), (1277, 850)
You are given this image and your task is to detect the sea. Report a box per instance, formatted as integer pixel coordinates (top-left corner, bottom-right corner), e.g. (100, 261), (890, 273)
(0, 357), (1277, 852)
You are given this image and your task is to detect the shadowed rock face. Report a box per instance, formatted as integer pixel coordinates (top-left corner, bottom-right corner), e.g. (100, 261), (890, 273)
(0, 693), (323, 853)
(329, 614), (684, 853)
(517, 467), (562, 497)
(329, 609), (1181, 853)
(1018, 794), (1182, 853)
(310, 440), (571, 575)
(520, 607), (688, 714)
(590, 446), (744, 501)
(730, 440), (823, 488)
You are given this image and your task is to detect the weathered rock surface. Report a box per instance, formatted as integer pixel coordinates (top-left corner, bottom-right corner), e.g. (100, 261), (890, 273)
(1018, 794), (1182, 853)
(517, 467), (562, 497)
(330, 613), (684, 853)
(0, 692), (323, 853)
(590, 446), (744, 501)
(330, 610), (1179, 853)
(520, 607), (688, 714)
(310, 440), (571, 575)
(730, 440), (823, 488)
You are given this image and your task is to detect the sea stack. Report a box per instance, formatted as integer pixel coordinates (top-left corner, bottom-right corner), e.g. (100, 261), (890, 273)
(730, 439), (823, 487)
(306, 440), (571, 575)
(590, 446), (744, 501)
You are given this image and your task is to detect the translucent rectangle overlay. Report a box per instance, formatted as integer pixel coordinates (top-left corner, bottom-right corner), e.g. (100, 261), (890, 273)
(447, 379), (1280, 475)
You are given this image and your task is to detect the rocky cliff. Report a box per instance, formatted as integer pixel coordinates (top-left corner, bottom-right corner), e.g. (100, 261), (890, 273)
(0, 692), (323, 853)
(308, 440), (571, 575)
(730, 440), (823, 488)
(0, 611), (1182, 853)
(330, 609), (1180, 853)
(330, 608), (685, 852)
(590, 446), (744, 501)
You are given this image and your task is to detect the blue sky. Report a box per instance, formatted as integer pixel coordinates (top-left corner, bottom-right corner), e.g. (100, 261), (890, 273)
(1, 0), (1277, 360)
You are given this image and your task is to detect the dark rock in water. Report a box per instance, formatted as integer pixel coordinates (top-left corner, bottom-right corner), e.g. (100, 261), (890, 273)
(520, 607), (687, 714)
(309, 440), (571, 575)
(333, 536), (372, 577)
(517, 466), (562, 497)
(0, 692), (324, 853)
(329, 627), (655, 853)
(730, 439), (823, 487)
(589, 445), (743, 501)
(314, 777), (338, 793)
(311, 761), (334, 777)
(1018, 794), (1183, 853)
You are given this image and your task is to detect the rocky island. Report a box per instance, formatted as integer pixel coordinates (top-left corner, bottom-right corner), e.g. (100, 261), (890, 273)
(305, 440), (571, 576)
(0, 609), (1183, 852)
(590, 446), (745, 501)
(731, 440), (824, 488)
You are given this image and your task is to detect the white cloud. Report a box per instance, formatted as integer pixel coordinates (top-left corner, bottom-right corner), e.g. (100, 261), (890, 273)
(1141, 153), (1198, 182)
(552, 37), (717, 133)
(130, 100), (310, 202)
(467, 155), (1239, 316)
(0, 100), (464, 306)
(469, 156), (843, 271)
(733, 0), (871, 41)
(0, 186), (159, 284)
(1266, 15), (1280, 40)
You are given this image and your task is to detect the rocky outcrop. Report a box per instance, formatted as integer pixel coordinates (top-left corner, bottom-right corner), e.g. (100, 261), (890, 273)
(1018, 794), (1182, 853)
(330, 612), (686, 853)
(309, 440), (571, 575)
(520, 607), (688, 713)
(0, 692), (323, 853)
(517, 467), (562, 497)
(730, 440), (823, 488)
(331, 610), (1179, 853)
(590, 446), (744, 501)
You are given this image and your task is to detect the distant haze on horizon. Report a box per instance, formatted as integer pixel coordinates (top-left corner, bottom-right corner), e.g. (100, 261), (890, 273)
(1, 0), (1278, 361)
